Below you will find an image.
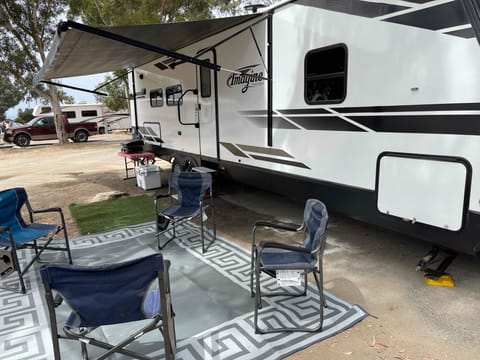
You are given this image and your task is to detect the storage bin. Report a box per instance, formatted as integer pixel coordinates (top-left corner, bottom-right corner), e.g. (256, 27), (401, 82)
(135, 165), (161, 190)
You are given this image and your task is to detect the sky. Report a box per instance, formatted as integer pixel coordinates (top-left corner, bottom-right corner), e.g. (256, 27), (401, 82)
(6, 73), (107, 119)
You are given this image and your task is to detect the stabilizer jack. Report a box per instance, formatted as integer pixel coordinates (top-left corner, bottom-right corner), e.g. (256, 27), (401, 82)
(416, 246), (457, 283)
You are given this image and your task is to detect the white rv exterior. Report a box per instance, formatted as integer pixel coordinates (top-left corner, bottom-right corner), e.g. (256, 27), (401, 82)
(33, 102), (130, 134)
(128, 0), (480, 256)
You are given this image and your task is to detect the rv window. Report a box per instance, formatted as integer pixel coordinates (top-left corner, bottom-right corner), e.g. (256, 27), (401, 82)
(62, 111), (76, 119)
(166, 85), (183, 106)
(305, 44), (347, 104)
(150, 89), (163, 107)
(200, 61), (211, 98)
(40, 106), (51, 114)
(81, 110), (98, 117)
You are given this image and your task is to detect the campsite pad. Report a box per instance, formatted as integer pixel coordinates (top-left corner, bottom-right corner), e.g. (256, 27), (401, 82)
(0, 222), (368, 359)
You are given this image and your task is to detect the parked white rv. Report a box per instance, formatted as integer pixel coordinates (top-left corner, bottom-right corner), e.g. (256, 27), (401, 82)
(35, 0), (480, 259)
(32, 102), (130, 134)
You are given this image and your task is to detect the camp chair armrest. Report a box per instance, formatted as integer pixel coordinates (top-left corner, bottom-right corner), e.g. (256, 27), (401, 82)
(154, 193), (171, 214)
(31, 207), (63, 214)
(0, 225), (9, 232)
(154, 193), (170, 200)
(258, 240), (310, 254)
(253, 221), (300, 232)
(252, 221), (301, 247)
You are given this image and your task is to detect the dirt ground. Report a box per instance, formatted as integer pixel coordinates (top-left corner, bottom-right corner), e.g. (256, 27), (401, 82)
(1, 135), (479, 360)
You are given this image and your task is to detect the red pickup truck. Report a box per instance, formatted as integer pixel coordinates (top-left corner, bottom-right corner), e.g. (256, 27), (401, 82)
(3, 115), (98, 147)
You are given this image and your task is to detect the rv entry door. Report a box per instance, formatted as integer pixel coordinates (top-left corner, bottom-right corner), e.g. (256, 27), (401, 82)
(196, 54), (218, 160)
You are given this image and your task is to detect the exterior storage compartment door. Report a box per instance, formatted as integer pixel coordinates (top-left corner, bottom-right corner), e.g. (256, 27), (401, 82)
(376, 153), (471, 231)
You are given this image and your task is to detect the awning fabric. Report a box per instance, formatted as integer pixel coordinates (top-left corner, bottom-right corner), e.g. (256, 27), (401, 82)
(35, 14), (261, 83)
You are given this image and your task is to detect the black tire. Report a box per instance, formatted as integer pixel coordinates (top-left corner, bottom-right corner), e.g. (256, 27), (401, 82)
(183, 156), (198, 171)
(171, 156), (198, 173)
(98, 127), (105, 135)
(171, 157), (184, 173)
(74, 130), (89, 142)
(14, 133), (30, 147)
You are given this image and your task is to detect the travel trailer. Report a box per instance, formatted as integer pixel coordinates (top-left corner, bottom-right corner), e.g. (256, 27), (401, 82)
(35, 0), (480, 259)
(32, 102), (130, 134)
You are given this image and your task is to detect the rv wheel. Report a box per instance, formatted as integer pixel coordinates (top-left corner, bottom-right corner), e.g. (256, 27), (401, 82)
(183, 157), (198, 171)
(171, 157), (183, 173)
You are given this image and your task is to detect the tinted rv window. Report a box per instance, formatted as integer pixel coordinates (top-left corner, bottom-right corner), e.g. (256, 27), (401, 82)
(40, 106), (52, 114)
(62, 111), (76, 119)
(150, 89), (163, 107)
(305, 44), (347, 104)
(200, 61), (211, 98)
(81, 110), (98, 117)
(166, 85), (183, 106)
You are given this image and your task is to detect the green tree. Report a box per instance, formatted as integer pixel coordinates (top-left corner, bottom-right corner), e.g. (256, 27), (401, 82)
(68, 0), (245, 26)
(0, 72), (24, 122)
(95, 70), (129, 112)
(15, 107), (34, 124)
(0, 0), (70, 144)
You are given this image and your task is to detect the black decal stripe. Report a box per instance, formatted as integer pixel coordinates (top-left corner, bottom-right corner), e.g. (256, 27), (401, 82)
(401, 0), (432, 3)
(240, 110), (267, 115)
(277, 108), (331, 115)
(237, 144), (294, 158)
(383, 1), (469, 30)
(220, 142), (249, 158)
(250, 154), (311, 169)
(245, 116), (300, 129)
(445, 27), (476, 38)
(290, 116), (366, 132)
(350, 115), (480, 135)
(295, 0), (408, 18)
(333, 102), (480, 113)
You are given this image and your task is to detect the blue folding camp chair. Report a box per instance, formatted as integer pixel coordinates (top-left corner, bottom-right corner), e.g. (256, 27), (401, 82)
(154, 171), (216, 253)
(40, 253), (176, 360)
(0, 187), (71, 293)
(250, 198), (328, 333)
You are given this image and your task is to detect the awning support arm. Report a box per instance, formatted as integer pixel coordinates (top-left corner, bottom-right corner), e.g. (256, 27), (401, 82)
(41, 80), (111, 98)
(94, 71), (130, 92)
(58, 20), (221, 72)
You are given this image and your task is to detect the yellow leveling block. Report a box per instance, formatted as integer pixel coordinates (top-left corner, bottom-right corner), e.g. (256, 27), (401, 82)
(424, 274), (455, 287)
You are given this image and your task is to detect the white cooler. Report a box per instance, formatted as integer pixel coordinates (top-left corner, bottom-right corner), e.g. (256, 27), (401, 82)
(135, 165), (161, 190)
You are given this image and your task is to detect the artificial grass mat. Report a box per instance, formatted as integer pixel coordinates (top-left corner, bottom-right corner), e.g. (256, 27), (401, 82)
(69, 194), (167, 235)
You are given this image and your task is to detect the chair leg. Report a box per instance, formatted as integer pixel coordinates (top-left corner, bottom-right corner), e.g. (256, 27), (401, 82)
(200, 209), (205, 254)
(254, 255), (263, 334)
(312, 270), (324, 331)
(157, 221), (176, 250)
(62, 227), (72, 265)
(12, 246), (26, 294)
(250, 246), (255, 297)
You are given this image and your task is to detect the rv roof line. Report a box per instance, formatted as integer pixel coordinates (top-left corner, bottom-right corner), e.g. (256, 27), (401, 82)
(193, 15), (269, 61)
(244, 4), (267, 13)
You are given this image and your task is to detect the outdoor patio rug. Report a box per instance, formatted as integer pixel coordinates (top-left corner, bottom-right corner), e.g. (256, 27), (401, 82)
(0, 221), (368, 360)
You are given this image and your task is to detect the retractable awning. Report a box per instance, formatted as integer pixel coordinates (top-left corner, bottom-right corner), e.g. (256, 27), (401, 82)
(35, 14), (261, 83)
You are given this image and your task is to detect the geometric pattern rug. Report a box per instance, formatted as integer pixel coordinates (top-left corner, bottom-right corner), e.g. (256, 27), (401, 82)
(0, 221), (368, 360)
